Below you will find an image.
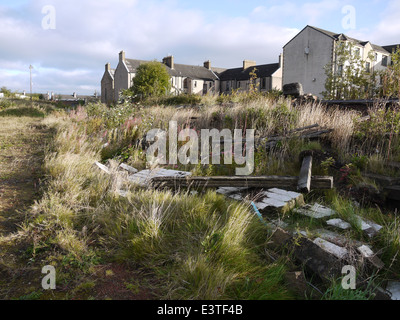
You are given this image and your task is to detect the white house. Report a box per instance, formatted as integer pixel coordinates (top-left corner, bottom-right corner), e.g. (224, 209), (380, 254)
(219, 56), (282, 93)
(282, 25), (398, 98)
(101, 50), (283, 103)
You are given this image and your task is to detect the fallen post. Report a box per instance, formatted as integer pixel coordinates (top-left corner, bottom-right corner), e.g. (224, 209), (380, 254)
(151, 175), (333, 190)
(298, 151), (313, 193)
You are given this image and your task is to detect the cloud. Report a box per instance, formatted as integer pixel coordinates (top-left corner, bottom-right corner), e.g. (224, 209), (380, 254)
(0, 0), (300, 94)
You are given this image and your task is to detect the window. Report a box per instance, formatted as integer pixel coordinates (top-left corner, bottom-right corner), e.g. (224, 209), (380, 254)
(261, 78), (266, 89)
(337, 64), (343, 76)
(375, 53), (378, 62)
(365, 62), (371, 73)
(354, 48), (361, 57)
(183, 78), (188, 89)
(237, 81), (241, 88)
(382, 55), (388, 67)
(194, 81), (197, 88)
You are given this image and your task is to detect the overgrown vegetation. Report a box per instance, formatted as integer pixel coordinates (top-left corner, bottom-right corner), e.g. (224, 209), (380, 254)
(1, 93), (400, 300)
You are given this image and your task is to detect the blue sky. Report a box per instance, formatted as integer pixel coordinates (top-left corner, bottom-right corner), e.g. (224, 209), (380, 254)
(0, 0), (399, 95)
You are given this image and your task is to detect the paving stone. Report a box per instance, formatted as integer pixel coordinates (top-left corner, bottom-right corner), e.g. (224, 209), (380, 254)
(313, 237), (348, 260)
(95, 161), (111, 174)
(295, 203), (336, 219)
(316, 229), (364, 247)
(357, 245), (385, 270)
(119, 163), (138, 174)
(128, 169), (191, 187)
(326, 218), (351, 230)
(293, 237), (345, 280)
(256, 188), (304, 213)
(386, 282), (400, 300)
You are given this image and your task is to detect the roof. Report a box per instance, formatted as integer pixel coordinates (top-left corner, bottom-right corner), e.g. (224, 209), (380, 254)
(166, 63), (219, 81)
(125, 59), (150, 73)
(285, 25), (392, 54)
(124, 58), (219, 81)
(218, 63), (280, 81)
(382, 44), (400, 54)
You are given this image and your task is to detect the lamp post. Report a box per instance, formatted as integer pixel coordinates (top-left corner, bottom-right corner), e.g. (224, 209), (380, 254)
(29, 65), (33, 101)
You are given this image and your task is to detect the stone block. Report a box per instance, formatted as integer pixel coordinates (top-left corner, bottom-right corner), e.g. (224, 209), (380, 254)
(295, 203), (335, 219)
(326, 218), (351, 230)
(313, 237), (348, 260)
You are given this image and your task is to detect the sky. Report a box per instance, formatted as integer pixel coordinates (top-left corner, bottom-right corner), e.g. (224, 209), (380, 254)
(0, 0), (399, 96)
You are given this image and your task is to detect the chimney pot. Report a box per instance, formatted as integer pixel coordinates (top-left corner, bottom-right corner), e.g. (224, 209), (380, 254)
(163, 56), (174, 69)
(204, 60), (211, 70)
(243, 60), (256, 70)
(119, 50), (126, 62)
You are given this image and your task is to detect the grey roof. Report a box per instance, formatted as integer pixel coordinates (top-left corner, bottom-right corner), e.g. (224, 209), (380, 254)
(124, 58), (218, 81)
(125, 59), (150, 73)
(218, 63), (280, 81)
(166, 63), (219, 81)
(286, 25), (392, 54)
(383, 44), (400, 54)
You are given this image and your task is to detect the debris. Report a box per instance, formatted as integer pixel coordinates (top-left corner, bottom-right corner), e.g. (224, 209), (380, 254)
(151, 175), (333, 190)
(386, 282), (400, 300)
(268, 227), (292, 250)
(130, 168), (192, 187)
(119, 163), (138, 174)
(295, 203), (336, 219)
(313, 237), (348, 260)
(254, 188), (304, 213)
(293, 237), (344, 280)
(298, 152), (313, 193)
(326, 218), (351, 230)
(95, 161), (111, 174)
(357, 245), (385, 270)
(384, 185), (400, 201)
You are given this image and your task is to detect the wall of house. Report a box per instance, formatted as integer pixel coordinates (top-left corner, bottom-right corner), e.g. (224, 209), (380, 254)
(101, 73), (114, 104)
(114, 58), (135, 101)
(283, 26), (334, 98)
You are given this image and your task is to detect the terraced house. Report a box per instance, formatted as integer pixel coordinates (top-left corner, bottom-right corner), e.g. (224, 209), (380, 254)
(101, 50), (283, 104)
(282, 25), (400, 98)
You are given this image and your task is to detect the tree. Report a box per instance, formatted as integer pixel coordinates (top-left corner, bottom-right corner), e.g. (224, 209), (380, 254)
(129, 60), (171, 100)
(0, 87), (13, 98)
(322, 41), (378, 100)
(380, 47), (400, 99)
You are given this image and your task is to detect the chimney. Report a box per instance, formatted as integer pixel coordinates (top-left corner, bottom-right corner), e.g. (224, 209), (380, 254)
(163, 56), (174, 69)
(119, 50), (126, 63)
(204, 60), (211, 70)
(73, 92), (77, 98)
(105, 62), (111, 72)
(243, 60), (256, 70)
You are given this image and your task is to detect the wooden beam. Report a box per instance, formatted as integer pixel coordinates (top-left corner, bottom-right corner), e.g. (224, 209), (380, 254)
(151, 175), (333, 190)
(298, 155), (313, 193)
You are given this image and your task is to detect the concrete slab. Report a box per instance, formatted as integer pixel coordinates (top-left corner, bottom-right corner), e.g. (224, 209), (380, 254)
(387, 282), (400, 300)
(95, 161), (111, 174)
(295, 203), (336, 219)
(128, 168), (191, 187)
(313, 237), (348, 260)
(326, 218), (351, 230)
(119, 163), (138, 174)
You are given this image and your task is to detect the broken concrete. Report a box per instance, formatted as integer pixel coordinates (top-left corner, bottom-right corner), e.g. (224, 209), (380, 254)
(293, 237), (345, 280)
(254, 188), (304, 213)
(295, 203), (336, 219)
(313, 237), (348, 260)
(357, 245), (385, 270)
(386, 282), (400, 300)
(128, 168), (192, 187)
(326, 218), (351, 230)
(119, 163), (138, 174)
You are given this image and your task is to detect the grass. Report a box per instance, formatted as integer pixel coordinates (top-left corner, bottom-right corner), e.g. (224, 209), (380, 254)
(1, 95), (400, 300)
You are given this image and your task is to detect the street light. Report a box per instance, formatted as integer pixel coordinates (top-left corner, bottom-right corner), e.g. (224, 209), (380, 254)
(29, 65), (33, 101)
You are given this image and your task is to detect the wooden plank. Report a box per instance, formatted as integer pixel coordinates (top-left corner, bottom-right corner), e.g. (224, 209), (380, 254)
(298, 155), (313, 193)
(151, 175), (333, 190)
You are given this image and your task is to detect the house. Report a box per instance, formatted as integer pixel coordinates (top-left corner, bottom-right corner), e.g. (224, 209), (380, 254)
(101, 63), (115, 104)
(218, 57), (282, 93)
(282, 25), (398, 98)
(106, 51), (221, 102)
(101, 50), (283, 103)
